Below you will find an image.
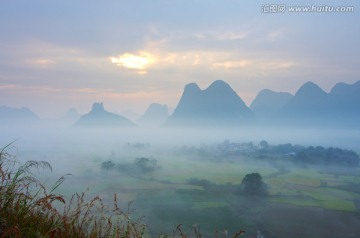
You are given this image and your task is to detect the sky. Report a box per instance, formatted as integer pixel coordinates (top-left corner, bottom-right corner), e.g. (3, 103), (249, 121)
(0, 0), (359, 118)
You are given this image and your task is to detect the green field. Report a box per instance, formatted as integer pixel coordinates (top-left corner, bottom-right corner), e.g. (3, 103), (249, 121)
(51, 150), (360, 238)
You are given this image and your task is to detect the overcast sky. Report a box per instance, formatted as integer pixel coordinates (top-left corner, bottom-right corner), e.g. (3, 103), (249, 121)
(1, 0), (359, 118)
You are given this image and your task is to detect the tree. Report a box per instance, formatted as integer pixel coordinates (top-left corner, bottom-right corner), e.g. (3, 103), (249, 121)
(259, 140), (269, 149)
(240, 173), (267, 196)
(134, 157), (157, 172)
(101, 160), (115, 170)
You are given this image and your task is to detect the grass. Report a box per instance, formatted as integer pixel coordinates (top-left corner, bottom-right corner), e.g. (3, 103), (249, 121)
(0, 143), (146, 238)
(321, 200), (356, 211)
(268, 196), (322, 207)
(154, 156), (277, 186)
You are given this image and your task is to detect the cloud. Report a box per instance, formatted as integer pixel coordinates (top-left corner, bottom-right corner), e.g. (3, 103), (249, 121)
(110, 52), (156, 74)
(260, 61), (296, 71)
(0, 39), (102, 71)
(26, 58), (57, 67)
(0, 83), (161, 100)
(108, 44), (298, 80)
(109, 49), (215, 74)
(0, 84), (17, 90)
(212, 60), (251, 70)
(194, 31), (248, 41)
(217, 32), (248, 41)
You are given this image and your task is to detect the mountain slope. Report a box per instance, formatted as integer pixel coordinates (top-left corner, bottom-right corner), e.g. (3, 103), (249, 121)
(165, 80), (253, 127)
(250, 89), (293, 118)
(0, 106), (40, 125)
(279, 81), (330, 117)
(329, 80), (360, 125)
(330, 80), (360, 96)
(274, 81), (360, 128)
(138, 103), (169, 127)
(75, 102), (136, 127)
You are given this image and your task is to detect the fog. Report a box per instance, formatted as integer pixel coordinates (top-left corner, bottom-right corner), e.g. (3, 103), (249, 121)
(3, 122), (359, 154)
(2, 122), (360, 237)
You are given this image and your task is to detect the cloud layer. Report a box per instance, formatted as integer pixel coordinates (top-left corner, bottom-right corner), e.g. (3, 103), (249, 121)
(0, 1), (359, 117)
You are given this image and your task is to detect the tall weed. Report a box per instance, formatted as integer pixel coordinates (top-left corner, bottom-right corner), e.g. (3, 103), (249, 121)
(0, 143), (145, 238)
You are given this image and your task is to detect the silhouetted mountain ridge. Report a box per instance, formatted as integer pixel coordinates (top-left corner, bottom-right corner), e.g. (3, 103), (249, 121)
(250, 89), (293, 118)
(330, 81), (360, 96)
(276, 80), (360, 127)
(0, 106), (39, 125)
(280, 81), (330, 115)
(138, 103), (169, 127)
(1, 80), (359, 129)
(165, 80), (253, 127)
(75, 103), (136, 127)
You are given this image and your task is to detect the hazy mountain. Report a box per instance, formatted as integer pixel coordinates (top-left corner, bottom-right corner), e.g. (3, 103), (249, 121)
(74, 102), (136, 127)
(138, 103), (169, 127)
(273, 81), (360, 128)
(330, 80), (360, 96)
(63, 108), (79, 123)
(165, 80), (253, 127)
(250, 89), (293, 118)
(0, 106), (40, 125)
(276, 81), (331, 125)
(329, 80), (360, 125)
(330, 80), (360, 112)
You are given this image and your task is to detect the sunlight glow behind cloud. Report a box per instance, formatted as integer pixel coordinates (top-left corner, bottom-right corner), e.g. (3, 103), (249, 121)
(110, 52), (156, 74)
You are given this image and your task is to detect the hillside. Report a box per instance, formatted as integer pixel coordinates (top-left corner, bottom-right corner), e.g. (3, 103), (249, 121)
(0, 106), (40, 125)
(75, 102), (136, 127)
(165, 80), (254, 127)
(250, 89), (293, 119)
(138, 103), (169, 127)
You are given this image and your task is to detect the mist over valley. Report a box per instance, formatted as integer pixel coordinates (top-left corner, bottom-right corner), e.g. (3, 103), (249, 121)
(1, 80), (360, 238)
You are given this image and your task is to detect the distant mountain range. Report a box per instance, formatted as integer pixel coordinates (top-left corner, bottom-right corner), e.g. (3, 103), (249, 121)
(254, 80), (360, 128)
(74, 102), (136, 127)
(164, 79), (360, 128)
(164, 80), (254, 127)
(62, 108), (80, 124)
(1, 80), (359, 129)
(250, 89), (293, 119)
(138, 103), (169, 127)
(0, 106), (39, 125)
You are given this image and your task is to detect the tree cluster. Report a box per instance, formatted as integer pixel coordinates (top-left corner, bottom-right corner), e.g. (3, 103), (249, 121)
(134, 157), (158, 172)
(295, 146), (359, 166)
(257, 141), (359, 167)
(240, 173), (268, 196)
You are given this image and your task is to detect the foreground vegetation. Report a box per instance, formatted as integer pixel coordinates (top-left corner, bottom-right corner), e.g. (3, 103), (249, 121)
(0, 143), (147, 238)
(0, 143), (248, 238)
